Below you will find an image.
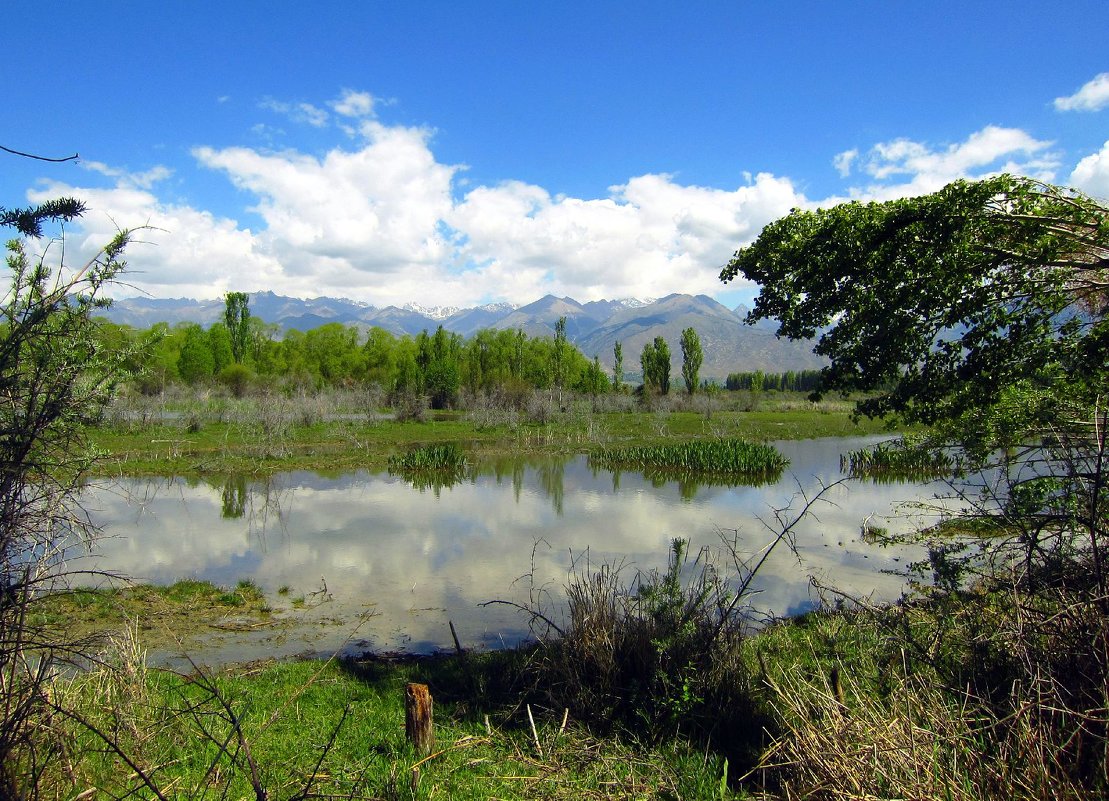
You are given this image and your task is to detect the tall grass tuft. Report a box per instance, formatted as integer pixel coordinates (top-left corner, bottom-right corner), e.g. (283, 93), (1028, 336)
(388, 443), (469, 492)
(590, 438), (788, 483)
(841, 438), (954, 481)
(514, 539), (770, 768)
(388, 442), (468, 472)
(755, 627), (1087, 800)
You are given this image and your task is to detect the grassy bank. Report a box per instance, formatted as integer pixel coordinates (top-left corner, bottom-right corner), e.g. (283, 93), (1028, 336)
(34, 553), (1104, 799)
(92, 396), (895, 476)
(51, 648), (736, 799)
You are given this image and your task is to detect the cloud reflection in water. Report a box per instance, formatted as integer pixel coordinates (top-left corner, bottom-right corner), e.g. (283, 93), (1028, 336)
(81, 437), (939, 661)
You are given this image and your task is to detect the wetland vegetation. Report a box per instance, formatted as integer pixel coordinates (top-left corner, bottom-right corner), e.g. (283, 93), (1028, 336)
(5, 175), (1108, 799)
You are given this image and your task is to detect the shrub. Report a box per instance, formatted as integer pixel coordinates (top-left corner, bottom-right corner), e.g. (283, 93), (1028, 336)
(217, 363), (253, 398)
(512, 539), (770, 764)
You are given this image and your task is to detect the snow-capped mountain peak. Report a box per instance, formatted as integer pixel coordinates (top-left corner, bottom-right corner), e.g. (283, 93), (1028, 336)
(403, 303), (461, 320)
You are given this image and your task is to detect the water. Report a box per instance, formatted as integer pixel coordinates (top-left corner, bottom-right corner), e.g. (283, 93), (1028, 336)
(77, 436), (946, 664)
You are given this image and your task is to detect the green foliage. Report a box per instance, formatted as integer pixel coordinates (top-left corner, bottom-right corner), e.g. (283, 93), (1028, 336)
(208, 322), (234, 374)
(552, 315), (569, 395)
(0, 196), (85, 237)
(613, 340), (624, 390)
(726, 368), (823, 393)
(577, 354), (610, 397)
(591, 438), (788, 481)
(218, 362), (253, 398)
(0, 212), (140, 795)
(640, 336), (672, 395)
(424, 357), (460, 409)
(721, 174), (1109, 428)
(723, 175), (1109, 795)
(176, 323), (214, 383)
(840, 437), (954, 481)
(680, 327), (703, 395)
(223, 291), (250, 364)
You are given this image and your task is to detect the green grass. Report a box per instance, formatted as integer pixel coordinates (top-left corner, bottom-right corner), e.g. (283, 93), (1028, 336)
(50, 653), (740, 799)
(89, 400), (898, 477)
(840, 438), (954, 481)
(389, 442), (469, 472)
(590, 437), (788, 482)
(33, 579), (272, 654)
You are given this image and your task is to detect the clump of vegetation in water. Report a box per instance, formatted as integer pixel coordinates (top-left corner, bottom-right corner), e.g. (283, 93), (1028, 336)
(388, 443), (469, 492)
(515, 538), (766, 756)
(840, 438), (955, 481)
(388, 442), (468, 472)
(590, 438), (787, 481)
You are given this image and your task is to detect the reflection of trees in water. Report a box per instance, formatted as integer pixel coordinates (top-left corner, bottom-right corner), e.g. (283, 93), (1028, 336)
(644, 467), (784, 502)
(477, 457), (566, 512)
(537, 460), (564, 516)
(390, 454), (785, 513)
(220, 474), (248, 519)
(513, 461), (524, 504)
(205, 474), (290, 544)
(485, 458), (526, 503)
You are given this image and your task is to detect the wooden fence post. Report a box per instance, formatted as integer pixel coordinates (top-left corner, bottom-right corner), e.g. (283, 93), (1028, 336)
(405, 682), (434, 756)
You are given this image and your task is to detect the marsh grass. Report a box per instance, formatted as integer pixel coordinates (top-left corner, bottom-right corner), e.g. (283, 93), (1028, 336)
(841, 437), (954, 481)
(503, 538), (781, 779)
(388, 442), (469, 472)
(33, 579), (272, 655)
(91, 399), (894, 476)
(590, 438), (788, 481)
(746, 603), (1091, 801)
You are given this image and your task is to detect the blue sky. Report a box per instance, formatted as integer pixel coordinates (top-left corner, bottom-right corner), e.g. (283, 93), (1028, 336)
(5, 1), (1108, 310)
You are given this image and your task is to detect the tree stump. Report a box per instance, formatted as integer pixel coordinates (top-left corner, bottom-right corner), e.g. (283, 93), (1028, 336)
(405, 682), (434, 756)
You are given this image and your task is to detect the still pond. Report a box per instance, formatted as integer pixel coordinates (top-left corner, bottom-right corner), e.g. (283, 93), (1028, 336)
(79, 436), (946, 665)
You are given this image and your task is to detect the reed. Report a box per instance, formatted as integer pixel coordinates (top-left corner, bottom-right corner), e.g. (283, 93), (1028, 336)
(590, 438), (787, 479)
(840, 438), (953, 480)
(388, 442), (468, 472)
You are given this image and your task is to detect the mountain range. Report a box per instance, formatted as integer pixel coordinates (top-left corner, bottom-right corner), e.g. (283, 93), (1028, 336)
(101, 291), (825, 378)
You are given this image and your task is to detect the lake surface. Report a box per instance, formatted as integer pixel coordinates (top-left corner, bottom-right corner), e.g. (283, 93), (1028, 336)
(78, 436), (945, 664)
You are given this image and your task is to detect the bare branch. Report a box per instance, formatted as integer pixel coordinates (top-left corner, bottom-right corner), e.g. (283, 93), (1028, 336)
(1, 144), (79, 163)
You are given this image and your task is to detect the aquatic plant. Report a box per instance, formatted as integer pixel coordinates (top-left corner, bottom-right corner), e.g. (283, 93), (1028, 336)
(388, 443), (468, 472)
(590, 438), (787, 479)
(840, 439), (954, 481)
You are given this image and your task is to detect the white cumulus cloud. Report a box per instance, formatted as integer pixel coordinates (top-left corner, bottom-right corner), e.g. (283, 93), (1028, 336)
(842, 125), (1058, 200)
(448, 172), (804, 303)
(26, 176), (282, 301)
(330, 89), (376, 118)
(1054, 73), (1109, 112)
(20, 86), (1090, 310)
(833, 149), (858, 178)
(193, 120), (460, 300)
(1070, 140), (1109, 200)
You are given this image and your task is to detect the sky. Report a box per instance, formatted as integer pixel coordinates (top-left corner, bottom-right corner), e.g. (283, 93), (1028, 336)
(4, 1), (1108, 311)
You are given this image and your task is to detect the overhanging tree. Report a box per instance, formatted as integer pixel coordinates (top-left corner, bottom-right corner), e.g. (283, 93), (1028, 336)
(721, 174), (1108, 434)
(722, 174), (1109, 790)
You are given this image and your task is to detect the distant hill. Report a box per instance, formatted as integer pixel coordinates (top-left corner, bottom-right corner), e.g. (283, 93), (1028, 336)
(102, 291), (823, 377)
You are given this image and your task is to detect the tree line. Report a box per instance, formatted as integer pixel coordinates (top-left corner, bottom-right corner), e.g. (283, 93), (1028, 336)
(724, 368), (823, 392)
(95, 301), (716, 406)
